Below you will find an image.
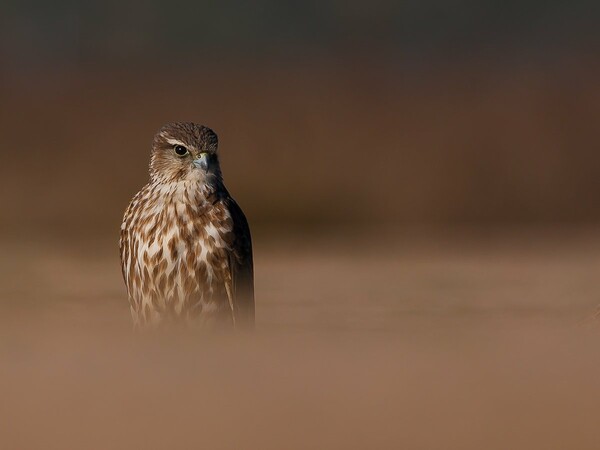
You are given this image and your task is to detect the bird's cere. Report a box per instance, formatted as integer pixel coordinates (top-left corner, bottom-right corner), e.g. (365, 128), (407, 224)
(193, 153), (209, 171)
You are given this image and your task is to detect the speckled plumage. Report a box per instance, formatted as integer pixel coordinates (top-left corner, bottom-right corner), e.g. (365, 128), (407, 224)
(120, 123), (254, 329)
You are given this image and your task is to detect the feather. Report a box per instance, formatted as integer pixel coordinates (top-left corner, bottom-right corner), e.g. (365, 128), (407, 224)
(119, 123), (254, 329)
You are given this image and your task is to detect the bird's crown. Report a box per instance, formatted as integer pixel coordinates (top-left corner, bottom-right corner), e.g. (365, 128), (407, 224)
(154, 122), (218, 153)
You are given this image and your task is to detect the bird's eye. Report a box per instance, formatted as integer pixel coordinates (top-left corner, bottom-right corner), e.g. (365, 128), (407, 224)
(174, 145), (188, 156)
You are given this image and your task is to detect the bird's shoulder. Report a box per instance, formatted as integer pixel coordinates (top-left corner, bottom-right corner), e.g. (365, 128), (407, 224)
(122, 183), (155, 224)
(212, 192), (252, 266)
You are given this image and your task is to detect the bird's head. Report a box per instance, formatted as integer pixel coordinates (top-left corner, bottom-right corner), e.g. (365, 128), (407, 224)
(149, 122), (222, 185)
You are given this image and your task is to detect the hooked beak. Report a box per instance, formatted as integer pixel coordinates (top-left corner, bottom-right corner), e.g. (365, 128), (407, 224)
(193, 152), (209, 171)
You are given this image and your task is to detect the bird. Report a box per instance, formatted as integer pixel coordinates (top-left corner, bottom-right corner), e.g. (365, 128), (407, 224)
(119, 122), (254, 329)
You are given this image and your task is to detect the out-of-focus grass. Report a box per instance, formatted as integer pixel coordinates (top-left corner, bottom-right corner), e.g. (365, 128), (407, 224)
(1, 231), (600, 450)
(1, 230), (599, 325)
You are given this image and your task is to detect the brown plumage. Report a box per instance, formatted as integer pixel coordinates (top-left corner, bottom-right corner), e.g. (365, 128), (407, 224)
(120, 123), (254, 329)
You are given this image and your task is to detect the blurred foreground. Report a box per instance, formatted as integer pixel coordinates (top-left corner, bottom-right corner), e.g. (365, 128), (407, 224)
(1, 230), (600, 449)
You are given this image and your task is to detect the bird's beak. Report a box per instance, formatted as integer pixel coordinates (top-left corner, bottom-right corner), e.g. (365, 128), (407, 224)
(193, 152), (209, 171)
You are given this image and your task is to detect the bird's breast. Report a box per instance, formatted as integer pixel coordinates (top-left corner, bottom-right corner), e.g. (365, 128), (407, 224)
(137, 197), (233, 278)
(125, 189), (234, 319)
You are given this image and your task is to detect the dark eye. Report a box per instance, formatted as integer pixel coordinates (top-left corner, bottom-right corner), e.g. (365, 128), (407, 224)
(174, 145), (188, 156)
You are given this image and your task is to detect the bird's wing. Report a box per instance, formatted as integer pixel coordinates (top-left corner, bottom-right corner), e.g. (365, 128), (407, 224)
(119, 208), (132, 293)
(223, 196), (255, 327)
(119, 192), (143, 326)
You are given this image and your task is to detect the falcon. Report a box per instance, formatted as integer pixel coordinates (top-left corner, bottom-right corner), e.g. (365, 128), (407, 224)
(120, 123), (254, 329)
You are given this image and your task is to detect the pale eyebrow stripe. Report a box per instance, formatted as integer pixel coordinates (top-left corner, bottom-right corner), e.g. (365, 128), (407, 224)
(165, 138), (187, 146)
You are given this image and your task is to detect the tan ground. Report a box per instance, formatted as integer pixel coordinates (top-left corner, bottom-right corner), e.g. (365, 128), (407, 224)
(1, 230), (600, 449)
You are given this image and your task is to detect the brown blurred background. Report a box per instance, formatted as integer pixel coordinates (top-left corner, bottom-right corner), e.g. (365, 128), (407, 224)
(2, 2), (600, 449)
(1, 0), (600, 236)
